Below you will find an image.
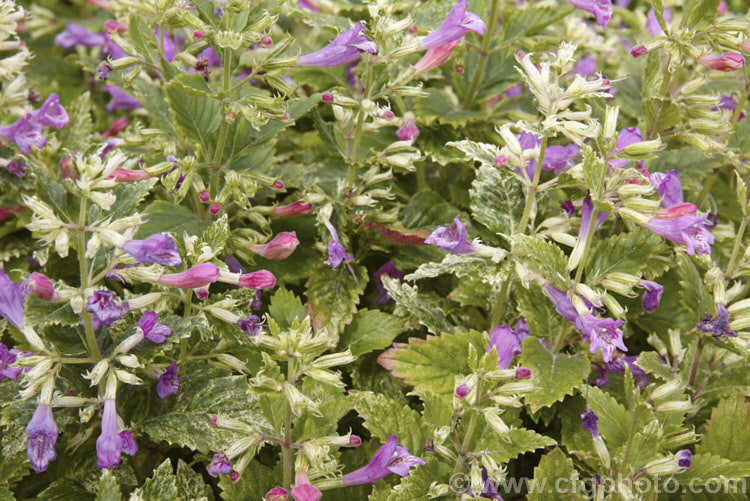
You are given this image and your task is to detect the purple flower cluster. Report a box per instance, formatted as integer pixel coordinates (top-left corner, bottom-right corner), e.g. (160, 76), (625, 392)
(122, 233), (182, 267)
(425, 217), (475, 254)
(86, 290), (127, 326)
(487, 318), (530, 369)
(0, 94), (70, 154)
(342, 434), (425, 486)
(139, 311), (172, 343)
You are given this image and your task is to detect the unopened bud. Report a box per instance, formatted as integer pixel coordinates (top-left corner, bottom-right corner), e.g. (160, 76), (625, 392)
(493, 155), (507, 167)
(199, 191), (210, 203)
(322, 92), (334, 103)
(210, 203), (222, 215)
(631, 46), (647, 57)
(515, 367), (532, 379)
(454, 384), (470, 398)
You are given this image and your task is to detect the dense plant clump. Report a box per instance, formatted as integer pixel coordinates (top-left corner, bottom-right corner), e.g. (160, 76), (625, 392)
(2, 0), (750, 499)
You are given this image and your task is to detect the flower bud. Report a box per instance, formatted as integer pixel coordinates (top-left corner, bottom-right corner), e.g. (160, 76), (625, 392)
(237, 270), (276, 289)
(631, 45), (647, 57)
(210, 202), (222, 215)
(249, 232), (299, 260)
(454, 384), (470, 399)
(199, 191), (210, 203)
(28, 273), (56, 301)
(698, 52), (745, 71)
(515, 367), (532, 379)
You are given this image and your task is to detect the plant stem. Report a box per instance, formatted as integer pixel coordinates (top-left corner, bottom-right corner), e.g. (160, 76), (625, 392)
(283, 359), (295, 492)
(727, 216), (748, 278)
(688, 339), (704, 387)
(618, 412), (638, 476)
(211, 47), (233, 200)
(490, 279), (510, 328)
(453, 382), (482, 474)
(78, 199), (101, 360)
(732, 87), (750, 129)
(694, 168), (719, 208)
(517, 137), (548, 234)
(574, 209), (598, 283)
(461, 0), (499, 109)
(416, 163), (427, 191)
(346, 57), (374, 192)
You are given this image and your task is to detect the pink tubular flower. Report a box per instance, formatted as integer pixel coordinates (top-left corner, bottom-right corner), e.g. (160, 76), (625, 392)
(698, 53), (745, 72)
(103, 117), (130, 138)
(157, 263), (220, 289)
(237, 270), (276, 289)
(396, 121), (420, 142)
(291, 471), (322, 501)
(104, 20), (128, 34)
(297, 21), (377, 67)
(568, 0), (613, 28)
(0, 204), (26, 222)
(272, 201), (312, 217)
(631, 45), (647, 57)
(414, 40), (459, 74)
(342, 435), (425, 486)
(646, 214), (714, 255)
(487, 318), (529, 369)
(420, 0), (486, 50)
(110, 168), (150, 182)
(28, 273), (55, 301)
(250, 232), (299, 260)
(266, 487), (289, 501)
(85, 0), (111, 8)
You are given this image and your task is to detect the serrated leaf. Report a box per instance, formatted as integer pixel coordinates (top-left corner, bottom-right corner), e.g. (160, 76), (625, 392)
(169, 72), (215, 97)
(416, 90), (486, 126)
(198, 214), (228, 255)
(267, 287), (307, 331)
(519, 338), (590, 412)
(685, 0), (720, 30)
(139, 365), (271, 453)
(517, 283), (564, 345)
(57, 92), (94, 152)
(354, 392), (430, 455)
(95, 470), (121, 501)
(24, 297), (79, 328)
(137, 200), (210, 238)
(581, 143), (605, 200)
(304, 263), (368, 335)
(528, 448), (581, 501)
(635, 351), (673, 381)
(698, 392), (750, 462)
(175, 459), (213, 501)
(448, 140), (501, 168)
(406, 253), (509, 285)
(501, 5), (564, 42)
(676, 253), (710, 325)
(165, 83), (221, 155)
(585, 228), (661, 280)
(34, 168), (73, 224)
(586, 385), (631, 450)
(386, 457), (451, 501)
(644, 97), (681, 136)
(378, 329), (487, 395)
(381, 276), (456, 335)
(469, 165), (524, 237)
(339, 309), (406, 357)
(108, 179), (157, 221)
(139, 459), (178, 501)
(513, 234), (567, 285)
(131, 79), (177, 137)
(674, 453), (750, 485)
(481, 426), (557, 464)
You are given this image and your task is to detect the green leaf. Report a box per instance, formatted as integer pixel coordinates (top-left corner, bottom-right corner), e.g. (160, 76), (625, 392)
(137, 200), (210, 238)
(267, 288), (307, 331)
(448, 140), (501, 168)
(675, 453), (750, 485)
(516, 283), (564, 345)
(586, 386), (631, 450)
(386, 457), (452, 501)
(581, 144), (605, 200)
(139, 459), (178, 501)
(378, 329), (487, 395)
(585, 228), (661, 280)
(95, 470), (121, 501)
(165, 83), (221, 155)
(416, 89), (486, 126)
(139, 366), (271, 454)
(24, 297), (79, 328)
(381, 276), (456, 335)
(685, 0), (720, 30)
(198, 214), (229, 255)
(501, 6), (565, 43)
(57, 92), (94, 152)
(481, 426), (557, 464)
(339, 309), (406, 357)
(676, 253), (711, 325)
(519, 338), (590, 412)
(643, 97), (681, 136)
(354, 392), (430, 455)
(406, 254), (509, 285)
(131, 79), (177, 137)
(528, 448), (581, 501)
(635, 351), (674, 381)
(128, 13), (159, 62)
(35, 168), (73, 224)
(698, 392), (750, 462)
(169, 72), (215, 98)
(513, 235), (567, 285)
(175, 459), (213, 501)
(108, 179), (157, 221)
(304, 263), (368, 336)
(469, 165), (524, 237)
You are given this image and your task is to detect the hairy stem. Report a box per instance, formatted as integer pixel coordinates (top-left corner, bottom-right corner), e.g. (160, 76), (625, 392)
(211, 47), (233, 199)
(490, 278), (511, 328)
(462, 0), (499, 109)
(727, 216), (748, 278)
(283, 359), (296, 492)
(688, 339), (704, 388)
(453, 382), (482, 474)
(346, 57), (374, 192)
(78, 198), (101, 360)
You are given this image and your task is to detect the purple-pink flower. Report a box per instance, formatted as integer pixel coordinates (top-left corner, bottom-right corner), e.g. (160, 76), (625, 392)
(425, 216), (475, 254)
(342, 434), (425, 486)
(608, 127), (642, 169)
(396, 121), (420, 142)
(207, 451), (232, 477)
(414, 40), (459, 74)
(698, 53), (745, 72)
(420, 0), (486, 50)
(237, 315), (264, 338)
(698, 304), (737, 340)
(291, 471), (322, 501)
(237, 270), (276, 289)
(573, 55), (597, 77)
(649, 170), (683, 208)
(0, 344), (27, 381)
(104, 85), (143, 114)
(86, 290), (124, 325)
(28, 272), (56, 301)
(54, 23), (106, 48)
(0, 269), (28, 330)
(139, 311), (171, 343)
(297, 21), (377, 67)
(646, 7), (670, 37)
(323, 221), (353, 269)
(26, 404), (58, 473)
(97, 399), (122, 469)
(639, 280), (663, 313)
(122, 233), (182, 267)
(0, 117), (47, 154)
(568, 0), (613, 28)
(157, 262), (220, 289)
(250, 232), (299, 260)
(580, 314), (626, 362)
(676, 450), (692, 470)
(119, 430), (138, 456)
(32, 93), (71, 130)
(487, 318), (529, 369)
(157, 361), (180, 398)
(646, 212), (714, 256)
(579, 195), (609, 242)
(580, 408), (599, 437)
